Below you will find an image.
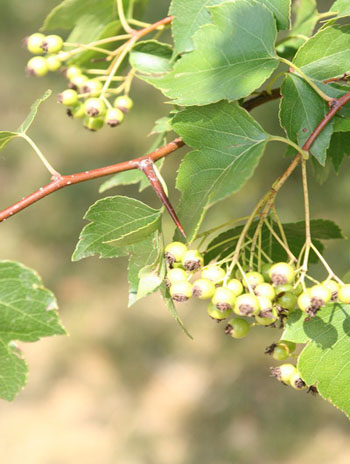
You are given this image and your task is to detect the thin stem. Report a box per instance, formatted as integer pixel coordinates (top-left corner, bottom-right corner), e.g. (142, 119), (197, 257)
(116, 0), (135, 34)
(310, 243), (344, 285)
(102, 41), (135, 95)
(271, 206), (290, 253)
(263, 219), (297, 262)
(299, 159), (311, 288)
(269, 135), (308, 159)
(279, 57), (333, 102)
(276, 34), (308, 46)
(196, 216), (250, 239)
(20, 134), (61, 178)
(129, 19), (151, 28)
(64, 42), (113, 55)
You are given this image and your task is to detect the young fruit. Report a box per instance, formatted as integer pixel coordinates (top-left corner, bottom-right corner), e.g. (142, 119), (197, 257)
(207, 302), (232, 320)
(66, 102), (85, 119)
(272, 344), (289, 361)
(26, 33), (45, 54)
(225, 318), (250, 339)
(41, 34), (64, 54)
(255, 297), (278, 325)
(234, 293), (260, 317)
(279, 340), (297, 354)
(66, 65), (82, 80)
(192, 278), (216, 300)
(255, 282), (275, 300)
(169, 280), (193, 302)
(201, 265), (226, 283)
(274, 283), (293, 296)
(277, 291), (297, 311)
(322, 279), (340, 300)
(26, 56), (48, 76)
(84, 98), (106, 117)
(212, 287), (236, 311)
(227, 278), (244, 296)
(234, 264), (250, 281)
(270, 363), (298, 384)
(58, 89), (79, 107)
(105, 108), (125, 127)
(261, 263), (273, 282)
(338, 284), (350, 304)
(166, 268), (188, 285)
(164, 242), (187, 265)
(83, 116), (104, 131)
(269, 262), (295, 286)
(297, 291), (313, 313)
(182, 250), (204, 271)
(81, 79), (103, 97)
(243, 271), (264, 289)
(289, 371), (307, 390)
(309, 284), (332, 307)
(69, 74), (88, 90)
(113, 95), (133, 113)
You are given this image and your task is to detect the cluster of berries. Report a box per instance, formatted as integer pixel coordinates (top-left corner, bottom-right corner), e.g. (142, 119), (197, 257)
(25, 33), (134, 131)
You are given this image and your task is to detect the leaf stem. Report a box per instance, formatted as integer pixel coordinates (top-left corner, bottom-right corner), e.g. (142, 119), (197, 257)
(116, 0), (135, 34)
(20, 134), (61, 178)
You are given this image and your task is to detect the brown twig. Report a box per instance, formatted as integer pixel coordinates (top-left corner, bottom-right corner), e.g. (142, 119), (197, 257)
(243, 88), (281, 111)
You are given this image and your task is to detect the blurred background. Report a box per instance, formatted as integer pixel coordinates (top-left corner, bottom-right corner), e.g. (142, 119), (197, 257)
(0, 0), (349, 463)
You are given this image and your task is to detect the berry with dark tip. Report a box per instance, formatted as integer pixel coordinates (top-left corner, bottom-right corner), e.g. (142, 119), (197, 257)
(269, 262), (295, 286)
(279, 340), (297, 353)
(164, 242), (187, 265)
(272, 344), (289, 361)
(66, 102), (85, 119)
(69, 74), (88, 90)
(297, 291), (313, 312)
(212, 287), (236, 311)
(192, 278), (215, 300)
(41, 35), (63, 54)
(261, 262), (273, 282)
(66, 66), (82, 80)
(201, 265), (225, 283)
(113, 95), (133, 113)
(58, 89), (79, 107)
(309, 284), (332, 308)
(84, 98), (106, 117)
(322, 279), (340, 300)
(105, 108), (125, 127)
(225, 318), (250, 338)
(270, 363), (298, 384)
(243, 271), (264, 289)
(207, 302), (232, 320)
(26, 56), (48, 76)
(81, 79), (103, 97)
(182, 250), (203, 271)
(83, 116), (104, 131)
(227, 278), (244, 296)
(255, 282), (275, 300)
(25, 33), (45, 55)
(255, 296), (278, 325)
(289, 371), (307, 390)
(339, 284), (350, 304)
(169, 280), (193, 302)
(234, 293), (260, 317)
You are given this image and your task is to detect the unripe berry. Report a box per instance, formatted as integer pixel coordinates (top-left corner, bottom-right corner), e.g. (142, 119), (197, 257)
(255, 296), (278, 325)
(166, 268), (188, 284)
(165, 241), (187, 265)
(261, 262), (273, 282)
(170, 280), (193, 302)
(289, 371), (307, 390)
(322, 279), (340, 300)
(207, 302), (232, 320)
(41, 35), (64, 54)
(192, 278), (215, 300)
(113, 95), (133, 113)
(272, 344), (289, 361)
(339, 284), (350, 304)
(58, 89), (79, 106)
(279, 340), (297, 354)
(212, 286), (236, 311)
(26, 56), (48, 77)
(269, 262), (295, 286)
(225, 318), (250, 338)
(182, 249), (204, 271)
(255, 282), (275, 300)
(26, 33), (45, 54)
(66, 102), (85, 119)
(243, 271), (264, 289)
(83, 116), (104, 131)
(81, 79), (103, 97)
(277, 291), (297, 311)
(271, 363), (298, 384)
(234, 264), (250, 281)
(66, 65), (82, 80)
(201, 265), (225, 283)
(84, 98), (106, 117)
(309, 284), (332, 307)
(227, 278), (244, 296)
(234, 293), (260, 317)
(274, 283), (293, 296)
(105, 108), (124, 127)
(46, 54), (62, 71)
(69, 74), (88, 90)
(297, 290), (319, 316)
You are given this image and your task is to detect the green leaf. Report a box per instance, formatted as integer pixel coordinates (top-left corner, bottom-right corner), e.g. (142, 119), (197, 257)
(205, 219), (344, 265)
(0, 132), (19, 151)
(172, 101), (268, 242)
(17, 90), (52, 134)
(72, 196), (162, 260)
(293, 25), (350, 81)
(330, 0), (350, 19)
(143, 0), (279, 106)
(283, 304), (350, 418)
(130, 40), (173, 74)
(0, 261), (65, 401)
(327, 131), (350, 172)
(160, 283), (193, 339)
(279, 74), (334, 165)
(259, 0), (291, 30)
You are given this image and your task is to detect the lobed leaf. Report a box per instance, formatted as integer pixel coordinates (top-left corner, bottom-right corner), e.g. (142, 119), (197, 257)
(17, 90), (52, 134)
(0, 132), (19, 152)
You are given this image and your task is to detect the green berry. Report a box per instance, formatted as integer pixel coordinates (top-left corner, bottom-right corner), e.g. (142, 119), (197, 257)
(113, 95), (133, 113)
(165, 241), (187, 265)
(201, 265), (226, 283)
(289, 371), (307, 390)
(269, 262), (295, 286)
(166, 268), (188, 284)
(322, 279), (340, 296)
(26, 33), (45, 54)
(339, 284), (350, 304)
(225, 318), (250, 339)
(58, 89), (79, 106)
(207, 302), (232, 320)
(182, 249), (204, 271)
(279, 340), (297, 354)
(309, 284), (332, 307)
(105, 108), (124, 127)
(46, 54), (62, 71)
(192, 278), (215, 300)
(41, 35), (63, 54)
(243, 271), (264, 289)
(261, 263), (273, 282)
(255, 282), (275, 300)
(272, 345), (289, 361)
(66, 66), (82, 80)
(69, 74), (88, 90)
(212, 287), (236, 311)
(67, 102), (85, 119)
(83, 116), (104, 131)
(234, 264), (250, 281)
(234, 293), (260, 317)
(84, 98), (106, 117)
(297, 291), (312, 312)
(81, 79), (103, 97)
(26, 56), (48, 77)
(169, 280), (193, 302)
(274, 283), (293, 296)
(271, 363), (298, 384)
(277, 291), (297, 311)
(227, 278), (244, 296)
(255, 296), (278, 325)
